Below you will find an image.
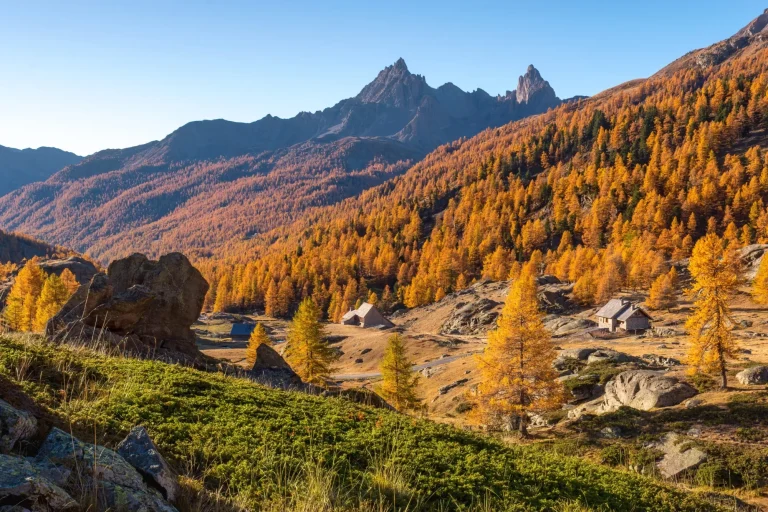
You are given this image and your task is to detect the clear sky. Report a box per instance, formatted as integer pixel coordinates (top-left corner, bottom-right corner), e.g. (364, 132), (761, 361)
(1, 1), (766, 156)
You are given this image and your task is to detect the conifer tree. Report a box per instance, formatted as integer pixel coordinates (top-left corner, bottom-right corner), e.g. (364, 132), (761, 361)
(4, 258), (45, 331)
(245, 323), (270, 367)
(473, 270), (564, 435)
(213, 274), (231, 313)
(284, 298), (337, 385)
(378, 334), (420, 411)
(33, 274), (69, 331)
(59, 268), (80, 295)
(686, 234), (742, 388)
(264, 280), (279, 317)
(646, 267), (677, 310)
(752, 253), (768, 304)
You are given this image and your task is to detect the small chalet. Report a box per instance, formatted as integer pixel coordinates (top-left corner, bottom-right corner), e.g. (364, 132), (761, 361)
(230, 323), (255, 341)
(595, 299), (652, 333)
(340, 302), (394, 329)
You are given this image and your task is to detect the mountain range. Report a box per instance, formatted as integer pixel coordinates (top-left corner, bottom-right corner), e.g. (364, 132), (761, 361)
(0, 61), (565, 261)
(0, 145), (82, 197)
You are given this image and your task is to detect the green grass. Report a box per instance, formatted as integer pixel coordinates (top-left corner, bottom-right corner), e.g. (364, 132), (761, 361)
(0, 334), (725, 511)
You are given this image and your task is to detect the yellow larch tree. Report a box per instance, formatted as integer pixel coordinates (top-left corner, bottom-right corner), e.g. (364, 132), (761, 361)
(245, 323), (270, 367)
(284, 298), (337, 385)
(378, 334), (421, 411)
(33, 273), (70, 331)
(4, 258), (46, 332)
(646, 267), (678, 311)
(472, 269), (564, 435)
(59, 269), (80, 295)
(686, 234), (742, 388)
(752, 253), (768, 304)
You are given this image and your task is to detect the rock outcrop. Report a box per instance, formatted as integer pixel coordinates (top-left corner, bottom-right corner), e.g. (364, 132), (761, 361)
(440, 298), (499, 335)
(117, 426), (180, 502)
(0, 398), (37, 454)
(46, 253), (208, 364)
(38, 256), (98, 284)
(603, 371), (696, 411)
(649, 433), (707, 479)
(0, 399), (177, 511)
(736, 365), (768, 385)
(569, 370), (697, 418)
(250, 343), (304, 389)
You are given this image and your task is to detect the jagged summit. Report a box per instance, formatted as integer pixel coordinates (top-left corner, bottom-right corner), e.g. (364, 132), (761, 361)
(356, 58), (429, 108)
(515, 64), (557, 106)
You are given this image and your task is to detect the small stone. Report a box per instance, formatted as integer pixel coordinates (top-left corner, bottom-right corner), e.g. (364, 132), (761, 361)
(354, 358), (364, 364)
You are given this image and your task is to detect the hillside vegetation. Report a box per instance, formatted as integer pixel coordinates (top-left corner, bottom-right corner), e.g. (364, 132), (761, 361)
(0, 333), (722, 511)
(195, 11), (768, 320)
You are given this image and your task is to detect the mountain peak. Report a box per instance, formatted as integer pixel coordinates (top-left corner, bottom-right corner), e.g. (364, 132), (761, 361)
(515, 65), (556, 105)
(356, 58), (429, 108)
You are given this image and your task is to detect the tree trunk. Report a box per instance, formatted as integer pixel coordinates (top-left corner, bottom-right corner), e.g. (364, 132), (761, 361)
(720, 356), (728, 389)
(518, 412), (528, 437)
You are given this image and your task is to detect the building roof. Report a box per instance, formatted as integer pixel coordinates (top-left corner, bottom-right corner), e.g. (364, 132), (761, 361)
(230, 323), (255, 336)
(356, 302), (375, 316)
(596, 299), (652, 321)
(341, 310), (359, 321)
(596, 299), (632, 319)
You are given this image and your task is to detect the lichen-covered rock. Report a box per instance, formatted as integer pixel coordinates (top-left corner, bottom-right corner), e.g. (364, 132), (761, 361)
(117, 427), (179, 502)
(35, 428), (147, 492)
(736, 365), (768, 385)
(0, 400), (37, 454)
(0, 454), (76, 511)
(603, 371), (697, 411)
(649, 433), (707, 479)
(46, 253), (208, 363)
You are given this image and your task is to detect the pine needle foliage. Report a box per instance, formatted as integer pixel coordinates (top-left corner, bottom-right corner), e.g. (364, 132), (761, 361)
(245, 322), (270, 367)
(378, 334), (421, 411)
(285, 298), (337, 385)
(472, 270), (564, 435)
(685, 233), (742, 388)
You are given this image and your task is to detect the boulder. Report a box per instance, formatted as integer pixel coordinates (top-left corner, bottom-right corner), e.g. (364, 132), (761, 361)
(38, 256), (98, 284)
(117, 426), (179, 502)
(46, 253), (208, 363)
(35, 428), (147, 492)
(586, 349), (637, 365)
(250, 344), (304, 389)
(552, 347), (598, 371)
(0, 455), (76, 511)
(603, 371), (697, 411)
(736, 365), (768, 385)
(649, 433), (707, 479)
(0, 400), (37, 454)
(740, 244), (768, 279)
(544, 317), (595, 337)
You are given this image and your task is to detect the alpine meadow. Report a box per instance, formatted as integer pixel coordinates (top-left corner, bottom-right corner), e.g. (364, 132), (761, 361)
(3, 5), (768, 512)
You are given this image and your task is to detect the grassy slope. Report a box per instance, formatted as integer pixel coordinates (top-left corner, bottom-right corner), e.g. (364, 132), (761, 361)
(0, 334), (721, 511)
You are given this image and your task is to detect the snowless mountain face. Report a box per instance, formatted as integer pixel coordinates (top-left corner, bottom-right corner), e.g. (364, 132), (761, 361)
(0, 59), (563, 261)
(0, 145), (82, 197)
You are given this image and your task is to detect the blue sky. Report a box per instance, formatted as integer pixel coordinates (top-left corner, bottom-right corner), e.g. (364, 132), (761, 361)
(1, 1), (766, 155)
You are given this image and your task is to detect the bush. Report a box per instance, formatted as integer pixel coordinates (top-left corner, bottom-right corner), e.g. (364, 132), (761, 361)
(695, 461), (729, 488)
